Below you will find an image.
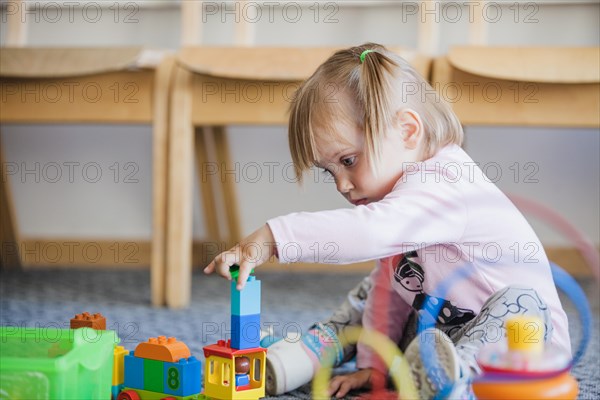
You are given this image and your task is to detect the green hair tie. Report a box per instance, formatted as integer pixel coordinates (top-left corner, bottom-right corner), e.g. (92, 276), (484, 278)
(360, 49), (374, 63)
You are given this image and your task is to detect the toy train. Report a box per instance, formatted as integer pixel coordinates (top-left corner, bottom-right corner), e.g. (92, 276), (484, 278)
(112, 336), (265, 400)
(69, 272), (266, 400)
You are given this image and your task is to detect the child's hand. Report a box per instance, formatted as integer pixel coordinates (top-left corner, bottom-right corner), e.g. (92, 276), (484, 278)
(328, 368), (384, 398)
(203, 224), (276, 290)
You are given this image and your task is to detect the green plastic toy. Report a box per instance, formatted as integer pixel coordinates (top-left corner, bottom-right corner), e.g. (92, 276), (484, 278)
(0, 326), (117, 399)
(229, 264), (255, 281)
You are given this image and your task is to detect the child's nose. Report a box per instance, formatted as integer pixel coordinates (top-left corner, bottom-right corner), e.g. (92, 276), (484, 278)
(336, 177), (354, 194)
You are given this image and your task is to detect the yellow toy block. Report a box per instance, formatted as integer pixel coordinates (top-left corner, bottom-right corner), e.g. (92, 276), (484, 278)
(113, 345), (128, 386)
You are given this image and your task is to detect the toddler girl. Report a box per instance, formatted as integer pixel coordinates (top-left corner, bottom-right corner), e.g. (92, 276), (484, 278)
(204, 43), (571, 398)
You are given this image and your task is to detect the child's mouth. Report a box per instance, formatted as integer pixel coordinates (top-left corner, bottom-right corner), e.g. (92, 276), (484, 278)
(351, 198), (368, 206)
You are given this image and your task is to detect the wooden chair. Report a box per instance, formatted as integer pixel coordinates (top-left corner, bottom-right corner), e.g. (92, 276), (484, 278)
(166, 46), (433, 307)
(0, 47), (175, 306)
(432, 46), (600, 127)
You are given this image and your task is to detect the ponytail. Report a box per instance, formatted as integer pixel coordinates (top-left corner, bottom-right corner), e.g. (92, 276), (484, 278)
(357, 43), (399, 173)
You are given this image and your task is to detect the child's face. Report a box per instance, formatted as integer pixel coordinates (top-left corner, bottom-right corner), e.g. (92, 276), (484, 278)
(314, 104), (423, 205)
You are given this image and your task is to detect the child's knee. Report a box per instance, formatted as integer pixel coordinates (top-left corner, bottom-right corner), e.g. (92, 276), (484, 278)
(486, 285), (553, 339)
(488, 285), (548, 310)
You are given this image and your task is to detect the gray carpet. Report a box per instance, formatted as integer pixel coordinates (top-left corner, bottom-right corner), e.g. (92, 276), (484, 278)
(1, 268), (598, 399)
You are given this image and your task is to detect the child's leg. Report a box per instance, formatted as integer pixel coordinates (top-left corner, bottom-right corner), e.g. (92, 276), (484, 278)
(265, 275), (372, 395)
(318, 273), (372, 363)
(404, 286), (553, 399)
(403, 315), (464, 399)
(450, 285), (553, 376)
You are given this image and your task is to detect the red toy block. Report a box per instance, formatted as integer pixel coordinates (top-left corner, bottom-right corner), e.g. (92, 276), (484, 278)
(70, 312), (106, 330)
(134, 336), (191, 362)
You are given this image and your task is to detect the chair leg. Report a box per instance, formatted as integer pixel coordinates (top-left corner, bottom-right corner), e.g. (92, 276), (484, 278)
(0, 135), (21, 269)
(150, 55), (175, 307)
(195, 127), (221, 264)
(166, 65), (194, 308)
(213, 126), (242, 248)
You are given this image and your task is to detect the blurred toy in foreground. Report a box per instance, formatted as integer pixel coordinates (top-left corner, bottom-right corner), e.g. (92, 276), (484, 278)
(473, 315), (578, 400)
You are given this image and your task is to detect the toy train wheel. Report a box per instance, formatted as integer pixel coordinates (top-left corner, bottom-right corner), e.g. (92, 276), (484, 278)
(117, 390), (141, 400)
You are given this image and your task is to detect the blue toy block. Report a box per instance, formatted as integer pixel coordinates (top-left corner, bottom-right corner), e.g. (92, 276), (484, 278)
(163, 356), (202, 396)
(123, 352), (144, 390)
(231, 313), (261, 350)
(231, 276), (261, 316)
(235, 373), (250, 387)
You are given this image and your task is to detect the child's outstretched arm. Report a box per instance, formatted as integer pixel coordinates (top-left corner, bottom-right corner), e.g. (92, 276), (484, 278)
(203, 224), (277, 290)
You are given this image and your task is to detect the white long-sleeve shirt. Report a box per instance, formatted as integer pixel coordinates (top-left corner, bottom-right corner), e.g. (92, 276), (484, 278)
(267, 144), (570, 372)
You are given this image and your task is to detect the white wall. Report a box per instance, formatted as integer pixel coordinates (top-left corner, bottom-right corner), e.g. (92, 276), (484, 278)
(1, 1), (599, 249)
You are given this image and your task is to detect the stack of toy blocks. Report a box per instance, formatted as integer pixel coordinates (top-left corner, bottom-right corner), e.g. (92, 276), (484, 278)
(202, 271), (266, 400)
(122, 336), (201, 399)
(231, 276), (261, 350)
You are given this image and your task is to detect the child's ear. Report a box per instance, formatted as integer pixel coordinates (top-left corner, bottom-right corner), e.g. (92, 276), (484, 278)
(395, 109), (423, 150)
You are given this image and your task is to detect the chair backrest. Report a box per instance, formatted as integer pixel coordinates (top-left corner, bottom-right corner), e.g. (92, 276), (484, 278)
(432, 46), (600, 127)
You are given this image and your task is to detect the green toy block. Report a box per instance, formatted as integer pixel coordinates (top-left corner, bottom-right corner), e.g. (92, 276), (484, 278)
(229, 264), (255, 281)
(144, 358), (164, 393)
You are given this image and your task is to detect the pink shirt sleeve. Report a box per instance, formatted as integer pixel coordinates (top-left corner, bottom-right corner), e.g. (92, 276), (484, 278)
(266, 174), (468, 264)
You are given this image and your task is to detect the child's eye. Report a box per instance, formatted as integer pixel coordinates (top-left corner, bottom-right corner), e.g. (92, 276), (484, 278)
(341, 156), (356, 167)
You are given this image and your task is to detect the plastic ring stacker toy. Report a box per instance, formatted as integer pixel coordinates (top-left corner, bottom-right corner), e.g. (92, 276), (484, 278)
(473, 371), (578, 400)
(413, 261), (591, 400)
(471, 262), (591, 400)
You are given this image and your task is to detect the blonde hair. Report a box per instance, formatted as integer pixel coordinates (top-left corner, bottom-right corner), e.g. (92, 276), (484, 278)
(288, 43), (463, 182)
